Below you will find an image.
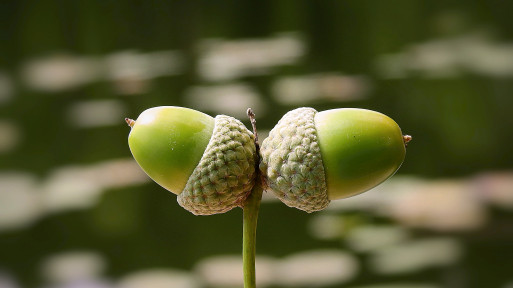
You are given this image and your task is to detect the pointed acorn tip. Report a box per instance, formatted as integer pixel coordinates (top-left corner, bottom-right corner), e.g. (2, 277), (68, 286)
(403, 135), (412, 147)
(125, 118), (135, 128)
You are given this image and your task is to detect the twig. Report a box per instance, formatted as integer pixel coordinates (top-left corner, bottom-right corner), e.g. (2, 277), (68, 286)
(242, 108), (263, 288)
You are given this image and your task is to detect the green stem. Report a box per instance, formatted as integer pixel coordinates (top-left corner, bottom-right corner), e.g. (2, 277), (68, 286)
(243, 181), (263, 288)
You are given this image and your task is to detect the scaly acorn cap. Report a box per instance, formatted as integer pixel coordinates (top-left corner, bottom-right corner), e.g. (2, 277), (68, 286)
(178, 115), (257, 215)
(127, 106), (256, 215)
(259, 108), (330, 212)
(260, 107), (407, 213)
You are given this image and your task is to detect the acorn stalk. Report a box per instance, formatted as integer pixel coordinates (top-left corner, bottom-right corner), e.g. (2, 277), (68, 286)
(243, 180), (262, 288)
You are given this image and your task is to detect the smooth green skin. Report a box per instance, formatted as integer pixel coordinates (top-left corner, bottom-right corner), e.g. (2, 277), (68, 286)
(128, 106), (215, 195)
(314, 108), (406, 200)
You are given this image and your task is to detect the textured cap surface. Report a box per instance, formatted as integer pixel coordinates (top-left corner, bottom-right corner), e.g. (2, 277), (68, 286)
(178, 115), (256, 215)
(259, 107), (330, 212)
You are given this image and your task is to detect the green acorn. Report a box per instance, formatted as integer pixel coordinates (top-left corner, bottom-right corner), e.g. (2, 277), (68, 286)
(126, 106), (256, 215)
(259, 107), (409, 213)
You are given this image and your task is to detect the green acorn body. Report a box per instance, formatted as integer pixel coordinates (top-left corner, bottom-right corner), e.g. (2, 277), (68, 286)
(259, 107), (407, 213)
(127, 106), (256, 215)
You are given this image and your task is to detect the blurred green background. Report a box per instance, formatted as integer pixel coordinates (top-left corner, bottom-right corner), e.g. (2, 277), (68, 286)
(1, 1), (513, 288)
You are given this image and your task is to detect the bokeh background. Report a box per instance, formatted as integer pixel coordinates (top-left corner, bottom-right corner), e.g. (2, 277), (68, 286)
(1, 1), (513, 288)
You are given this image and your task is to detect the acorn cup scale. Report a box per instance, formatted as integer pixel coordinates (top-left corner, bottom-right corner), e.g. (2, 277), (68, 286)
(260, 107), (408, 213)
(126, 106), (257, 215)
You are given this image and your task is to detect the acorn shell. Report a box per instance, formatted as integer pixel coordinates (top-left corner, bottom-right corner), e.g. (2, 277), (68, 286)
(128, 106), (214, 195)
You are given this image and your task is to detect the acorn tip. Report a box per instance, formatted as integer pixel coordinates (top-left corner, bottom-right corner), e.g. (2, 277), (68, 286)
(125, 118), (135, 127)
(403, 135), (412, 147)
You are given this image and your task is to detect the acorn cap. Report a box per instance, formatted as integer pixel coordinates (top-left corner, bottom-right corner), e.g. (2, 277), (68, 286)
(178, 115), (257, 215)
(259, 108), (330, 213)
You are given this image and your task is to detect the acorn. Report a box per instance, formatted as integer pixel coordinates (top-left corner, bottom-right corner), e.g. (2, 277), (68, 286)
(126, 106), (257, 215)
(259, 107), (409, 213)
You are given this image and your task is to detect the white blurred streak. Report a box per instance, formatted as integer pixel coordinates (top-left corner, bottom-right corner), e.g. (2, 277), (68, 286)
(346, 225), (409, 253)
(460, 36), (513, 77)
(106, 50), (183, 95)
(377, 31), (513, 78)
(473, 171), (513, 210)
(41, 252), (106, 285)
(195, 255), (275, 288)
(92, 159), (150, 189)
(325, 190), (386, 212)
(0, 273), (20, 288)
(0, 120), (21, 153)
(276, 250), (358, 287)
(324, 177), (413, 213)
(23, 54), (102, 92)
(22, 50), (184, 94)
(118, 269), (199, 288)
(349, 284), (440, 288)
(370, 237), (462, 275)
(106, 51), (183, 80)
(42, 167), (104, 212)
(67, 100), (127, 128)
(377, 54), (408, 79)
(308, 214), (344, 240)
(42, 159), (149, 213)
(407, 40), (461, 78)
(0, 173), (42, 231)
(183, 83), (266, 119)
(386, 180), (487, 231)
(273, 74), (369, 105)
(0, 159), (149, 231)
(0, 72), (14, 104)
(45, 280), (114, 288)
(326, 177), (487, 232)
(198, 33), (305, 81)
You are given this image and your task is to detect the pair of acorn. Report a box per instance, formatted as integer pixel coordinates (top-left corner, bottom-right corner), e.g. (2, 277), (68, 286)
(126, 106), (409, 215)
